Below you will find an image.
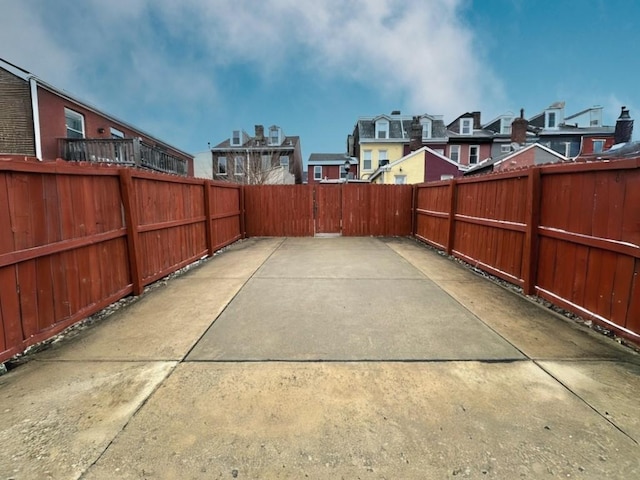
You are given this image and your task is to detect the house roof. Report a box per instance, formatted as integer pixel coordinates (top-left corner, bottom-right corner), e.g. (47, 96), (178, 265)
(0, 57), (193, 158)
(356, 113), (447, 141)
(368, 146), (467, 181)
(308, 153), (356, 165)
(579, 141), (640, 160)
(212, 135), (300, 150)
(464, 143), (567, 175)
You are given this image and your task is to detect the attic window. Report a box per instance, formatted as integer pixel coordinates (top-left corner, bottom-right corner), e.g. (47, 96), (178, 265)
(460, 118), (472, 135)
(501, 117), (513, 135)
(376, 120), (389, 139)
(546, 112), (557, 128)
(421, 118), (432, 139)
(231, 130), (241, 146)
(269, 127), (281, 146)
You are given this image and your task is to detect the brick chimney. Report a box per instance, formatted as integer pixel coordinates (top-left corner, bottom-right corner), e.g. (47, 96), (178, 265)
(614, 106), (633, 144)
(511, 108), (528, 145)
(472, 111), (481, 129)
(255, 125), (264, 141)
(410, 116), (422, 151)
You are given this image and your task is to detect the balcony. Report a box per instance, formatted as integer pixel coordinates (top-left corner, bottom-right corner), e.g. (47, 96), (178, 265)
(59, 138), (188, 176)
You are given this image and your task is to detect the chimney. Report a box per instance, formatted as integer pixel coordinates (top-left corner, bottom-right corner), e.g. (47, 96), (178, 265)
(511, 108), (528, 145)
(255, 125), (264, 141)
(472, 111), (481, 129)
(614, 106), (633, 144)
(410, 116), (422, 151)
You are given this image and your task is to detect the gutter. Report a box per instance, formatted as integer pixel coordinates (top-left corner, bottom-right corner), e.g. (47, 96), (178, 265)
(29, 76), (42, 161)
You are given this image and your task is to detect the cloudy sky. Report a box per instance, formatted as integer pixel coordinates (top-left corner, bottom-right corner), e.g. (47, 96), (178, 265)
(1, 0), (637, 162)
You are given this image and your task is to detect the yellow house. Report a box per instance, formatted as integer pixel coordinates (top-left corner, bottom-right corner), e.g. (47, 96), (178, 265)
(369, 146), (466, 184)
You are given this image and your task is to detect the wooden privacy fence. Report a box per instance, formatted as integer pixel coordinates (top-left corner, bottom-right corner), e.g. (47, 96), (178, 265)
(0, 159), (242, 363)
(244, 183), (413, 237)
(415, 159), (640, 343)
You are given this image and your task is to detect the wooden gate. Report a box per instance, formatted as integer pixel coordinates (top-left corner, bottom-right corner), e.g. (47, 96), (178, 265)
(314, 184), (342, 235)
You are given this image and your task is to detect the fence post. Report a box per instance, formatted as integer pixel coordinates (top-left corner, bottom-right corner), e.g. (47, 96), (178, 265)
(239, 185), (247, 239)
(119, 169), (144, 295)
(203, 180), (214, 255)
(411, 185), (417, 237)
(523, 167), (541, 295)
(446, 179), (458, 255)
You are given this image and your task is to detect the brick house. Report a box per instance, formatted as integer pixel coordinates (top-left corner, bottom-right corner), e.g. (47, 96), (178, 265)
(308, 153), (357, 183)
(0, 58), (193, 176)
(210, 125), (303, 184)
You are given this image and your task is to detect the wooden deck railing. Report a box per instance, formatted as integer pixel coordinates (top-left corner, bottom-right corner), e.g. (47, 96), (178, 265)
(59, 138), (189, 176)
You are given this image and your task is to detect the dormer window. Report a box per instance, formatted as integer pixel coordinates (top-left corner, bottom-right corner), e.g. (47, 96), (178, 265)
(269, 126), (281, 146)
(231, 130), (241, 146)
(460, 118), (473, 135)
(375, 119), (389, 139)
(501, 117), (513, 135)
(546, 112), (556, 128)
(590, 108), (602, 126)
(421, 118), (432, 139)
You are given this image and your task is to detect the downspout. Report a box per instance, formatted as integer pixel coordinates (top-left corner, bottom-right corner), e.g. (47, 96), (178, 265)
(28, 76), (43, 161)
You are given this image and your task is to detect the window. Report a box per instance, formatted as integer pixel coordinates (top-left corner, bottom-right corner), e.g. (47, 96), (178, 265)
(449, 145), (460, 162)
(440, 174), (454, 181)
(280, 155), (289, 168)
(231, 130), (241, 146)
(501, 144), (511, 153)
(469, 145), (479, 164)
(421, 118), (432, 139)
(110, 127), (124, 139)
(433, 148), (444, 156)
(218, 157), (227, 175)
(234, 156), (244, 175)
(546, 111), (556, 128)
(261, 154), (271, 171)
(376, 120), (389, 139)
(363, 150), (372, 170)
(378, 150), (388, 162)
(269, 126), (281, 145)
(340, 165), (348, 179)
(314, 165), (322, 180)
(501, 117), (513, 135)
(590, 109), (602, 126)
(460, 118), (472, 135)
(394, 175), (407, 184)
(65, 108), (85, 138)
(593, 140), (605, 153)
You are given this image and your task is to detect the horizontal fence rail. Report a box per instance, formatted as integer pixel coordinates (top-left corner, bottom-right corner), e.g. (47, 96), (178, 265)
(0, 158), (241, 362)
(414, 159), (640, 343)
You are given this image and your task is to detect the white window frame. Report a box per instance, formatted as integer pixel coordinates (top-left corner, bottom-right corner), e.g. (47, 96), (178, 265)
(545, 111), (557, 129)
(231, 130), (241, 146)
(110, 127), (124, 139)
(378, 149), (388, 162)
(449, 145), (460, 162)
(363, 150), (372, 171)
(394, 175), (407, 185)
(433, 148), (444, 156)
(375, 119), (389, 139)
(64, 108), (85, 139)
(234, 155), (244, 175)
(501, 117), (513, 135)
(469, 145), (479, 164)
(460, 118), (472, 135)
(440, 174), (454, 181)
(593, 139), (605, 153)
(421, 118), (432, 139)
(261, 154), (271, 171)
(314, 165), (322, 180)
(218, 156), (227, 175)
(268, 126), (281, 146)
(501, 144), (511, 153)
(280, 155), (289, 168)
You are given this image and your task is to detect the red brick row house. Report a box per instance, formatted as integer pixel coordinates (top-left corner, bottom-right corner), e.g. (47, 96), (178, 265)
(0, 58), (193, 176)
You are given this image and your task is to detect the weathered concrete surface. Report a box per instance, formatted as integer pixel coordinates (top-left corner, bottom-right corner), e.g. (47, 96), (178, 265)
(84, 362), (640, 479)
(1, 237), (639, 480)
(0, 360), (175, 480)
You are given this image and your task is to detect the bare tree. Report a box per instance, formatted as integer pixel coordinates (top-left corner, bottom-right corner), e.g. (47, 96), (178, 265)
(213, 149), (294, 185)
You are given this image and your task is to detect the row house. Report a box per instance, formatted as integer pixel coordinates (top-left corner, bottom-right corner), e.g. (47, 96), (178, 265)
(0, 58), (193, 176)
(210, 125), (303, 184)
(307, 153), (358, 183)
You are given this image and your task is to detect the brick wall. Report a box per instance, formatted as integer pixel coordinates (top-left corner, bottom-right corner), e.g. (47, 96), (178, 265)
(0, 69), (35, 156)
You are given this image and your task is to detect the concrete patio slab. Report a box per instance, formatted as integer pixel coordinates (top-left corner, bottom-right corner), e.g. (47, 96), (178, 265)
(539, 360), (640, 444)
(0, 360), (175, 480)
(83, 362), (640, 479)
(386, 239), (639, 362)
(187, 277), (523, 361)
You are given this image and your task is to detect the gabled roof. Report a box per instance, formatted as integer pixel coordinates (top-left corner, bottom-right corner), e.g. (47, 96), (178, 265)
(355, 112), (447, 141)
(213, 134), (300, 150)
(368, 146), (467, 181)
(0, 57), (193, 158)
(464, 143), (567, 175)
(308, 153), (356, 165)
